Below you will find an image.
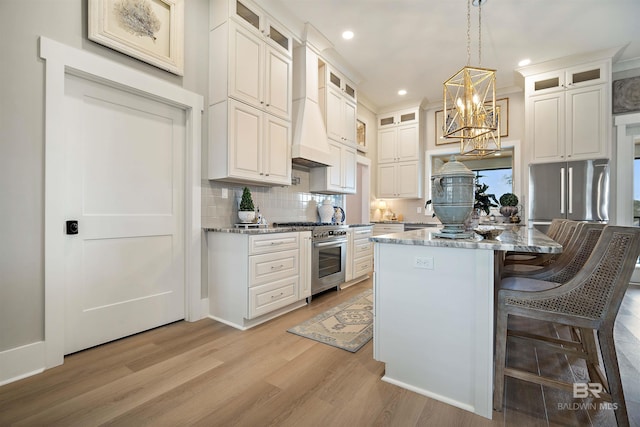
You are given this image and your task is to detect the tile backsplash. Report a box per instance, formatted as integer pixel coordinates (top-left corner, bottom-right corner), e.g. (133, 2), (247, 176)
(202, 168), (344, 228)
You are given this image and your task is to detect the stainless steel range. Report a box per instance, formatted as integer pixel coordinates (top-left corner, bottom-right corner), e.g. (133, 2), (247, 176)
(273, 222), (348, 296)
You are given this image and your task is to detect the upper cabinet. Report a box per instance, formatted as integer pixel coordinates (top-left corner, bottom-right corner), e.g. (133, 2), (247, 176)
(521, 58), (612, 163)
(209, 0), (293, 184)
(310, 141), (357, 194)
(376, 106), (422, 199)
(377, 107), (420, 164)
(310, 60), (358, 194)
(320, 64), (357, 146)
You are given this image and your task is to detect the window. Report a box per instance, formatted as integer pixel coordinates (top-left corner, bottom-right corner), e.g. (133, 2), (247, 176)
(433, 149), (514, 204)
(473, 168), (513, 202)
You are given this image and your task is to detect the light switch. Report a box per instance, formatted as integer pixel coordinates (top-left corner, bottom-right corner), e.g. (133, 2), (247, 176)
(221, 188), (228, 199)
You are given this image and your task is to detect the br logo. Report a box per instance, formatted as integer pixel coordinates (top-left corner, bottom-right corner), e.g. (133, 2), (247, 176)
(573, 383), (603, 398)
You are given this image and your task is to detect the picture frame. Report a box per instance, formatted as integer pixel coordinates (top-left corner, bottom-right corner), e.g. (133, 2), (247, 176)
(356, 119), (367, 152)
(88, 0), (184, 76)
(613, 76), (640, 114)
(435, 97), (509, 145)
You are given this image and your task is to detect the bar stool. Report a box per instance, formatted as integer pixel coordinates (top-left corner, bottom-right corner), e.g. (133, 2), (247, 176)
(494, 226), (640, 427)
(504, 218), (568, 265)
(503, 220), (579, 273)
(502, 222), (604, 280)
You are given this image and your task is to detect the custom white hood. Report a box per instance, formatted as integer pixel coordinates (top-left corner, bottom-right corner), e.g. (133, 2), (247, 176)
(291, 99), (333, 167)
(290, 45), (334, 167)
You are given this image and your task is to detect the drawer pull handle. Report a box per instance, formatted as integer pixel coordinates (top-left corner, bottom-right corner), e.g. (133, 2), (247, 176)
(271, 292), (284, 299)
(271, 264), (284, 270)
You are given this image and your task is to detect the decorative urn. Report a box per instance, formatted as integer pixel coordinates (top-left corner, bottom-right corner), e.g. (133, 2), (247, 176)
(431, 156), (475, 238)
(318, 198), (335, 223)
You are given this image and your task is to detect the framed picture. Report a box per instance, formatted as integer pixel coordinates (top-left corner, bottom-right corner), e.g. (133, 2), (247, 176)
(356, 119), (367, 152)
(434, 109), (456, 145)
(435, 97), (509, 145)
(613, 76), (640, 114)
(495, 97), (509, 138)
(89, 0), (184, 76)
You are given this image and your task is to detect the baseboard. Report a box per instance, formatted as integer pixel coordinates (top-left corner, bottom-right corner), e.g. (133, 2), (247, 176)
(381, 374), (479, 416)
(200, 297), (210, 319)
(0, 341), (45, 386)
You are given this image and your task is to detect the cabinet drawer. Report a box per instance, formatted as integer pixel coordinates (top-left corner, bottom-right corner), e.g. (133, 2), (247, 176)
(249, 249), (299, 286)
(352, 227), (373, 239)
(354, 240), (373, 257)
(353, 256), (373, 277)
(249, 232), (299, 255)
(248, 276), (299, 319)
(373, 224), (404, 235)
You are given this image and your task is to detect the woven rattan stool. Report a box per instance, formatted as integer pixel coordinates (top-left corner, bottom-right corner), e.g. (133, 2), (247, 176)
(494, 226), (640, 427)
(502, 222), (604, 280)
(504, 219), (576, 268)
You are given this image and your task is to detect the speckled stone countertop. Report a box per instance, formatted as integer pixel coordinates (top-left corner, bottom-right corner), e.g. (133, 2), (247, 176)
(204, 223), (374, 234)
(370, 225), (562, 253)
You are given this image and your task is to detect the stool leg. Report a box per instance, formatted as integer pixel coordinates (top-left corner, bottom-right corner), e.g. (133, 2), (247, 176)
(579, 327), (602, 388)
(598, 327), (629, 427)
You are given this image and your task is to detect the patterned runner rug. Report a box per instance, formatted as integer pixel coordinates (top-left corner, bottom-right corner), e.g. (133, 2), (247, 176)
(287, 289), (373, 352)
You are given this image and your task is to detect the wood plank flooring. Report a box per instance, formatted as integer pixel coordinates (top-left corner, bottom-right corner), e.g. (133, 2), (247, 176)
(1, 280), (639, 426)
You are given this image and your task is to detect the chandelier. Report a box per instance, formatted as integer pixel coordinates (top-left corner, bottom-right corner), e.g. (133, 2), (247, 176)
(442, 0), (500, 157)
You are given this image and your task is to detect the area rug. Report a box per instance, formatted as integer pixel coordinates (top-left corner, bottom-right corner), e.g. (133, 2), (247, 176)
(287, 289), (373, 352)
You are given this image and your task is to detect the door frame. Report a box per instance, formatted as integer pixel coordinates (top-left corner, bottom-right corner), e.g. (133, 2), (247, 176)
(40, 37), (203, 369)
(614, 112), (640, 283)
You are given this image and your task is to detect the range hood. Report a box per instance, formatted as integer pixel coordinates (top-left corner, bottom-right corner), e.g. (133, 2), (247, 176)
(291, 45), (334, 168)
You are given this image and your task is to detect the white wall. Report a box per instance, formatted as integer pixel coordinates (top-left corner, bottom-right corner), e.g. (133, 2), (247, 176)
(0, 0), (210, 353)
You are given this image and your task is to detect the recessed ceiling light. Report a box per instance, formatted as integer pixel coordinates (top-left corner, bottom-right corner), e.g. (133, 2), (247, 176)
(518, 58), (531, 67)
(342, 30), (354, 40)
(398, 89), (407, 96)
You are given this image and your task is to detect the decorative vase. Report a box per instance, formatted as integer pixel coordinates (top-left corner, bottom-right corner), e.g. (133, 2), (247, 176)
(318, 198), (334, 223)
(238, 210), (256, 223)
(431, 156), (475, 238)
(499, 206), (518, 218)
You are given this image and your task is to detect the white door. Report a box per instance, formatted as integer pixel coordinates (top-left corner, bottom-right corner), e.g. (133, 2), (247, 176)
(63, 74), (185, 354)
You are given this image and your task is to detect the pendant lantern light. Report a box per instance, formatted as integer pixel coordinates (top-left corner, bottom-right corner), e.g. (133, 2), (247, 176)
(442, 0), (500, 157)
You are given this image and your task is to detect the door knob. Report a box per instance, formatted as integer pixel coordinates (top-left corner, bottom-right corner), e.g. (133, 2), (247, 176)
(66, 220), (78, 235)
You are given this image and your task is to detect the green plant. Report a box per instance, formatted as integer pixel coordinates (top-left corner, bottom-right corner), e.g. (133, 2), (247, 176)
(499, 192), (519, 207)
(474, 179), (498, 215)
(239, 187), (254, 211)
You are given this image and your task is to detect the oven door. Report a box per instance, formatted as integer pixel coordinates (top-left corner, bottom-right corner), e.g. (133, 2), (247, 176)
(312, 238), (347, 295)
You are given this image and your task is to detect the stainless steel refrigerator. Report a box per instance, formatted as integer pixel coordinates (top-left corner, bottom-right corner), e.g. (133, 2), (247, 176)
(529, 159), (609, 227)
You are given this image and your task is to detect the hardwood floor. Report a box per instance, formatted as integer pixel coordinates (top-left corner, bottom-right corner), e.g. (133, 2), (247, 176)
(1, 280), (639, 426)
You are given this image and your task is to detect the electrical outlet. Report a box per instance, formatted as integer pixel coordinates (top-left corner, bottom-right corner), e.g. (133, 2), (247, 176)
(414, 256), (434, 269)
(221, 188), (228, 199)
(417, 207), (422, 213)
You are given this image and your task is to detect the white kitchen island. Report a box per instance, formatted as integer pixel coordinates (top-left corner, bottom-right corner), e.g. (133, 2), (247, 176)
(371, 226), (561, 419)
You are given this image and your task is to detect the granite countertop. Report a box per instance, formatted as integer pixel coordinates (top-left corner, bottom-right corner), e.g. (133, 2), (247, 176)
(204, 223), (374, 234)
(370, 225), (562, 253)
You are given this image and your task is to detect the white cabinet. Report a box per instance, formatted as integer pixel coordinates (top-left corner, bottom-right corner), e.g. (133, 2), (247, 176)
(377, 107), (419, 129)
(346, 226), (373, 282)
(309, 141), (356, 194)
(376, 106), (422, 199)
(377, 161), (421, 199)
(208, 231), (310, 330)
(372, 223), (404, 236)
(319, 65), (357, 146)
(209, 99), (291, 185)
(326, 86), (357, 145)
(524, 60), (610, 163)
(209, 0), (293, 184)
(225, 21), (292, 119)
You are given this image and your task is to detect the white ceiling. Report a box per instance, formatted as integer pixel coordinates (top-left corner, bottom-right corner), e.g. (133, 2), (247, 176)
(272, 0), (640, 111)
